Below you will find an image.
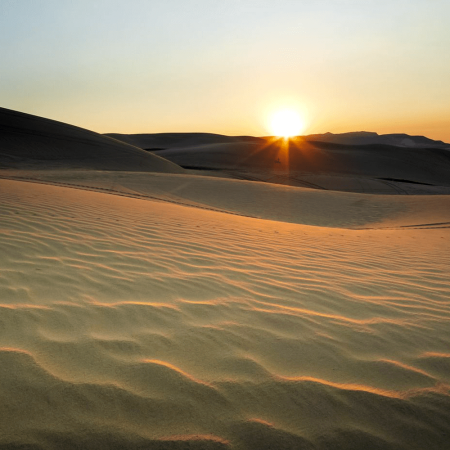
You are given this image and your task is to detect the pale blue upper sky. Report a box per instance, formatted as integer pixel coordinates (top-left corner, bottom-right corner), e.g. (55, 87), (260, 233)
(1, 0), (449, 140)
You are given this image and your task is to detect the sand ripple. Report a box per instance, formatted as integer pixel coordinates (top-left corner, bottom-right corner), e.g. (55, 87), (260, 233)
(1, 179), (450, 449)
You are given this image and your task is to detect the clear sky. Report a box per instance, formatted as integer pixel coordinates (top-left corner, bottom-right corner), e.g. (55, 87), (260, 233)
(1, 0), (449, 141)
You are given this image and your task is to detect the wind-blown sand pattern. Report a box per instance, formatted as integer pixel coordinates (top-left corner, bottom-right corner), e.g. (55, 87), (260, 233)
(1, 177), (450, 449)
(1, 108), (450, 449)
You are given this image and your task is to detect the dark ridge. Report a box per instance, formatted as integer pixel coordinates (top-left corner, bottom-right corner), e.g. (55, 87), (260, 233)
(106, 132), (266, 149)
(143, 148), (166, 152)
(379, 177), (434, 186)
(180, 165), (223, 171)
(0, 106), (184, 173)
(306, 140), (442, 151)
(304, 131), (450, 148)
(385, 133), (446, 145)
(306, 140), (396, 150)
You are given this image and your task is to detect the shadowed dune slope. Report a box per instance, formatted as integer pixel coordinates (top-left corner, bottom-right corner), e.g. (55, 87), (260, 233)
(106, 132), (265, 150)
(109, 133), (450, 187)
(305, 131), (450, 148)
(157, 140), (450, 186)
(0, 178), (449, 449)
(0, 107), (184, 173)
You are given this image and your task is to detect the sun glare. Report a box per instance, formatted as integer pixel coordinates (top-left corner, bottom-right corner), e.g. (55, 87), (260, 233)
(270, 109), (304, 138)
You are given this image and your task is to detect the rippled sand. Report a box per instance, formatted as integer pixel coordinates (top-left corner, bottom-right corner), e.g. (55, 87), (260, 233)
(1, 177), (450, 449)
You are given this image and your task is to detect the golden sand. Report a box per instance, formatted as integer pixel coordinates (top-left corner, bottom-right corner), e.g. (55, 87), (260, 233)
(1, 176), (449, 449)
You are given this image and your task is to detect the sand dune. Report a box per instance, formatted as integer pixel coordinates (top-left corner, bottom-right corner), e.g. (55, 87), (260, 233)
(108, 133), (450, 193)
(159, 139), (450, 187)
(106, 132), (264, 150)
(1, 177), (449, 449)
(305, 131), (450, 148)
(1, 109), (450, 449)
(0, 107), (183, 173)
(4, 169), (450, 229)
(108, 131), (450, 151)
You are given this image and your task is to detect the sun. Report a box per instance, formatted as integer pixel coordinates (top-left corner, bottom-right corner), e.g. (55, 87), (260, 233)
(270, 109), (305, 138)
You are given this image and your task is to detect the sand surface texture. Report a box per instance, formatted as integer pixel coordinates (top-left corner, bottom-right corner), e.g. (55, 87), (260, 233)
(1, 110), (450, 449)
(1, 177), (450, 450)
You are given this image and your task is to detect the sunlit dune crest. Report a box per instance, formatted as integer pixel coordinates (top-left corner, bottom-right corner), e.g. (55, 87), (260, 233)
(141, 359), (214, 387)
(247, 418), (275, 427)
(0, 347), (34, 356)
(158, 434), (230, 444)
(276, 375), (450, 400)
(248, 298), (418, 327)
(420, 352), (450, 359)
(379, 359), (434, 378)
(0, 303), (51, 310)
(87, 300), (180, 310)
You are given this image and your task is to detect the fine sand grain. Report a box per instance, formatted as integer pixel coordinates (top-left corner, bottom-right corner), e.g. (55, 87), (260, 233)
(1, 108), (449, 449)
(1, 177), (449, 449)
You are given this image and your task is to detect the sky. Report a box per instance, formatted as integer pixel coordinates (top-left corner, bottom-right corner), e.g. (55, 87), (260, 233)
(1, 0), (449, 141)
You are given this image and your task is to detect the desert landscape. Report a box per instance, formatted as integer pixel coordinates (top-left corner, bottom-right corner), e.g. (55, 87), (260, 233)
(0, 106), (449, 449)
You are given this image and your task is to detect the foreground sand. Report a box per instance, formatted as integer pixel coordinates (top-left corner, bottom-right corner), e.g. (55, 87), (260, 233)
(1, 176), (449, 449)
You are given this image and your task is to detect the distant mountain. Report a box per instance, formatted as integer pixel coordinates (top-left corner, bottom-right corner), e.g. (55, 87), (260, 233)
(304, 131), (450, 149)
